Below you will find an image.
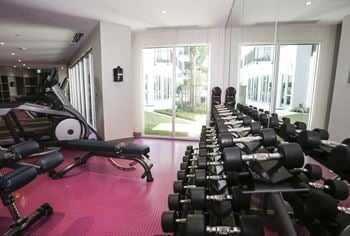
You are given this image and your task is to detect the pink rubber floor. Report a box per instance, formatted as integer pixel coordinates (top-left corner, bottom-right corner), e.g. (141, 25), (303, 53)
(0, 139), (347, 235)
(0, 138), (196, 235)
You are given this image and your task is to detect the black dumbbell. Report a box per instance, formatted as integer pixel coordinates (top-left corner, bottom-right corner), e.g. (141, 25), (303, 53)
(161, 211), (264, 236)
(218, 122), (262, 136)
(313, 128), (329, 140)
(222, 143), (305, 172)
(288, 163), (322, 180)
(168, 193), (191, 211)
(304, 191), (350, 222)
(180, 156), (224, 171)
(278, 122), (307, 139)
(218, 128), (277, 149)
(188, 169), (251, 187)
(188, 187), (251, 211)
(327, 145), (350, 173)
(308, 179), (349, 200)
(173, 180), (197, 194)
(177, 169), (252, 186)
(216, 116), (252, 129)
(297, 130), (346, 149)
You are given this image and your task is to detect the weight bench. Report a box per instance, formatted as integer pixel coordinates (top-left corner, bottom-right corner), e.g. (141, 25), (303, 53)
(0, 141), (64, 235)
(47, 139), (154, 182)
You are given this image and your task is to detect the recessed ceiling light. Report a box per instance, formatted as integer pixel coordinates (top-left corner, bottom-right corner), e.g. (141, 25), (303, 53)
(162, 10), (167, 14)
(60, 67), (64, 70)
(11, 52), (15, 56)
(0, 42), (4, 45)
(305, 1), (313, 6)
(18, 59), (22, 62)
(21, 47), (27, 50)
(13, 65), (16, 68)
(23, 63), (26, 66)
(27, 67), (31, 70)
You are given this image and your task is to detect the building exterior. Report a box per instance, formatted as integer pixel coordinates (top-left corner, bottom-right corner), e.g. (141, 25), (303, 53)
(239, 45), (317, 114)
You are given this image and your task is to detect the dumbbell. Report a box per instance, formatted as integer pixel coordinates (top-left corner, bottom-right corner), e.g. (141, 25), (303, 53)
(168, 193), (192, 211)
(268, 114), (290, 128)
(188, 186), (251, 211)
(297, 130), (347, 149)
(303, 191), (350, 222)
(161, 211), (264, 236)
(288, 163), (322, 180)
(278, 122), (307, 140)
(218, 128), (277, 150)
(179, 156), (225, 171)
(216, 116), (251, 127)
(308, 179), (349, 200)
(177, 169), (251, 187)
(173, 180), (197, 194)
(327, 145), (350, 173)
(218, 122), (262, 136)
(183, 149), (221, 163)
(222, 143), (305, 172)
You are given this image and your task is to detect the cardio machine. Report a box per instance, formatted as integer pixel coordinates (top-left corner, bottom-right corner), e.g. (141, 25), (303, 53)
(0, 68), (154, 182)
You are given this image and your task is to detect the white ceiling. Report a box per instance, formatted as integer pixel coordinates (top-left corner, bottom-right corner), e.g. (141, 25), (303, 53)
(0, 0), (349, 68)
(230, 0), (350, 26)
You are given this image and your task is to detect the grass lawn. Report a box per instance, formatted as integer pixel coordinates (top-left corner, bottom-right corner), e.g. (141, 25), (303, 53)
(283, 113), (309, 124)
(154, 109), (203, 121)
(144, 111), (190, 137)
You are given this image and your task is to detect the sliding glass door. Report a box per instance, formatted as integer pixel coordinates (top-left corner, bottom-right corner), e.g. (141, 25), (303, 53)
(239, 43), (319, 126)
(143, 45), (209, 138)
(275, 44), (319, 124)
(143, 47), (174, 137)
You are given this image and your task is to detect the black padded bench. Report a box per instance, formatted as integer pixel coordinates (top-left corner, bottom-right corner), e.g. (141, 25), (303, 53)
(47, 139), (154, 182)
(58, 140), (150, 156)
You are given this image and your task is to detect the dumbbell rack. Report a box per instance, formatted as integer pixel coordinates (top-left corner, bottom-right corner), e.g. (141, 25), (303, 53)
(235, 103), (350, 235)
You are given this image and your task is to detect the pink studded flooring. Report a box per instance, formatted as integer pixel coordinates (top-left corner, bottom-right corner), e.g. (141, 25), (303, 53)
(0, 139), (196, 235)
(0, 138), (347, 235)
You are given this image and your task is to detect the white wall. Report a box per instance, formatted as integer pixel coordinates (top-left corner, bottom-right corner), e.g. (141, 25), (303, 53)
(70, 21), (133, 140)
(226, 25), (338, 130)
(329, 16), (350, 141)
(99, 21), (133, 140)
(132, 28), (226, 133)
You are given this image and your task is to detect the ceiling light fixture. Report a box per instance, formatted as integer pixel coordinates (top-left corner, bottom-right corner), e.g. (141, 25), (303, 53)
(60, 67), (64, 70)
(305, 1), (313, 6)
(23, 63), (26, 67)
(11, 52), (15, 56)
(21, 47), (27, 50)
(27, 67), (31, 70)
(13, 65), (16, 68)
(162, 10), (167, 14)
(0, 42), (4, 45)
(18, 59), (22, 62)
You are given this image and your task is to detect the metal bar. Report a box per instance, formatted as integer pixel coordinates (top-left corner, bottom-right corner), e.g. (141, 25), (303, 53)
(268, 192), (297, 236)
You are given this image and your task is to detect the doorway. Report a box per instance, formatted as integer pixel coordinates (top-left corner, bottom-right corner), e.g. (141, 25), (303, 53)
(238, 43), (319, 126)
(142, 45), (210, 139)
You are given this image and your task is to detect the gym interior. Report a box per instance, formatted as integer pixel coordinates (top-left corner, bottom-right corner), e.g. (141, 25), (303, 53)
(0, 0), (349, 235)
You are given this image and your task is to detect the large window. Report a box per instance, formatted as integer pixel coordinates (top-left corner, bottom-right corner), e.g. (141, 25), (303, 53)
(143, 46), (209, 138)
(69, 51), (96, 128)
(239, 44), (319, 125)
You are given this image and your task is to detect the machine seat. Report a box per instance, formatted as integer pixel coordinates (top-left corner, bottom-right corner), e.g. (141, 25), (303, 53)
(59, 140), (150, 155)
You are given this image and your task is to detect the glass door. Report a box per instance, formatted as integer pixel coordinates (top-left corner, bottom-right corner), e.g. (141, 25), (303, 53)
(274, 44), (319, 124)
(238, 45), (275, 111)
(238, 44), (319, 126)
(142, 45), (209, 138)
(143, 47), (174, 137)
(174, 46), (209, 138)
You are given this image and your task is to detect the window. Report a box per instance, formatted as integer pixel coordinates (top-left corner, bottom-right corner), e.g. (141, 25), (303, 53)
(69, 52), (96, 128)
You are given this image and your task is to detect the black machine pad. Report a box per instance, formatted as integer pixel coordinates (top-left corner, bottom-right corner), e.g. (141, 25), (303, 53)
(56, 139), (150, 156)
